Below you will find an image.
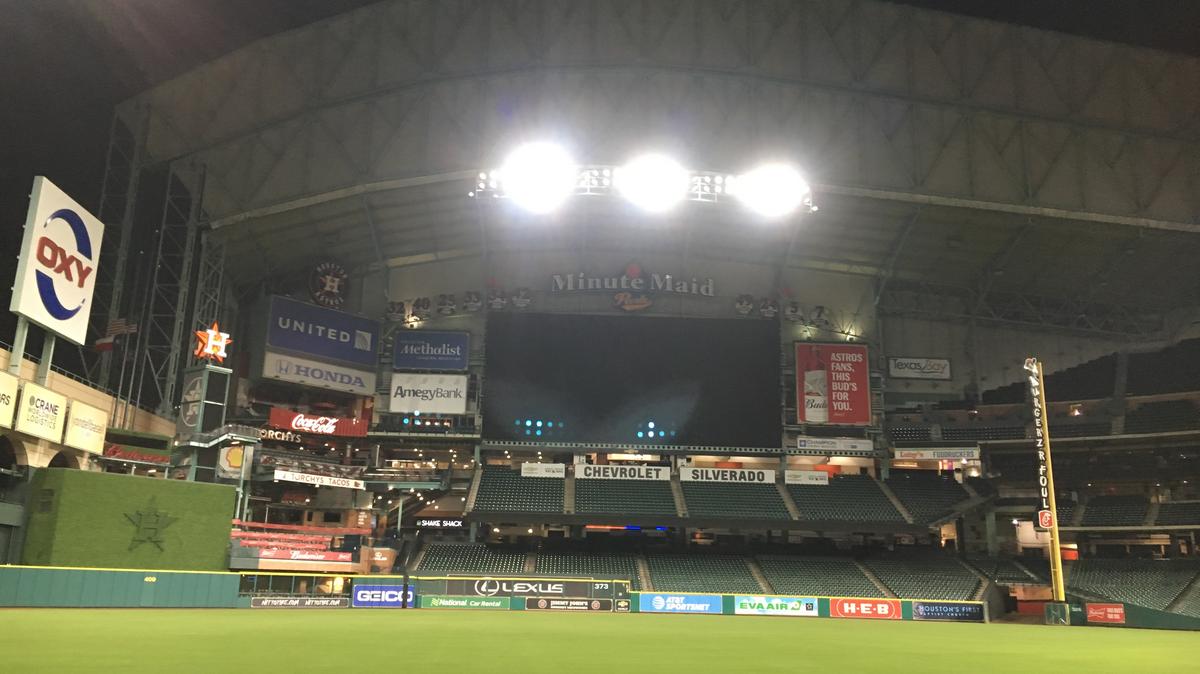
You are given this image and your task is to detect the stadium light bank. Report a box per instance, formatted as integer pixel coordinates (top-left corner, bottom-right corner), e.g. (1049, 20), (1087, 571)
(469, 142), (817, 218)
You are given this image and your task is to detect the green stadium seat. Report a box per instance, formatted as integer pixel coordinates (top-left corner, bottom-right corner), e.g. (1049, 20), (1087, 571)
(1066, 558), (1199, 611)
(1080, 495), (1148, 527)
(864, 557), (980, 601)
(534, 552), (642, 590)
(787, 475), (904, 522)
(680, 483), (791, 520)
(472, 466), (564, 513)
(575, 479), (677, 517)
(645, 554), (762, 593)
(884, 471), (970, 523)
(757, 556), (884, 598)
(417, 543), (525, 575)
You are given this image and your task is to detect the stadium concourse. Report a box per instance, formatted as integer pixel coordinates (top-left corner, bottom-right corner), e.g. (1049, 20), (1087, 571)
(4, 6), (1200, 672)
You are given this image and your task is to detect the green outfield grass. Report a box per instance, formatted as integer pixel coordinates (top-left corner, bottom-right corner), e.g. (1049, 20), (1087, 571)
(1, 609), (1196, 673)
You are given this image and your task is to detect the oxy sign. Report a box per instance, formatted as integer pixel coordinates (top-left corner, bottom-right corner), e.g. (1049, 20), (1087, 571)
(10, 177), (105, 344)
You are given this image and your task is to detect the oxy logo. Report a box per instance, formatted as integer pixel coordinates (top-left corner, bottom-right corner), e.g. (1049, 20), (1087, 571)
(35, 208), (94, 320)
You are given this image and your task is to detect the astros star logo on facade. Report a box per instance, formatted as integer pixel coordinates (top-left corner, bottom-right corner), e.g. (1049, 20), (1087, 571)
(194, 321), (232, 363)
(124, 497), (177, 551)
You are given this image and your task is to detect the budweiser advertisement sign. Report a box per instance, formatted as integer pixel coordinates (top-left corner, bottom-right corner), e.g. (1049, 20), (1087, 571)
(829, 598), (901, 620)
(259, 549), (353, 562)
(1085, 603), (1125, 625)
(269, 407), (367, 437)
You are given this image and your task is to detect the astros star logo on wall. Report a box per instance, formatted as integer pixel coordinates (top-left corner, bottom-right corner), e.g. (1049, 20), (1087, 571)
(194, 321), (232, 363)
(124, 497), (177, 552)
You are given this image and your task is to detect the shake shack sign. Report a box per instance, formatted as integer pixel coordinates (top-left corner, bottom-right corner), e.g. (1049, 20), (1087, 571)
(551, 263), (714, 312)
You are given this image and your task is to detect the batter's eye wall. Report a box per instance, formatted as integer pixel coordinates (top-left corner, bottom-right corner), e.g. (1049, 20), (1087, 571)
(482, 313), (781, 448)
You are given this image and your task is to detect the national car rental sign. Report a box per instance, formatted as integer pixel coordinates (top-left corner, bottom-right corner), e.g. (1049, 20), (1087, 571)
(10, 177), (105, 345)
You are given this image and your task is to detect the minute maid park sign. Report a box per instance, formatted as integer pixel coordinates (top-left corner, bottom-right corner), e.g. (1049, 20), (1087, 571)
(551, 263), (715, 300)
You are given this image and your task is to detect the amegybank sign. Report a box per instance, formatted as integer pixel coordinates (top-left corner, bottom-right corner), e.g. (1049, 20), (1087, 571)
(389, 373), (467, 414)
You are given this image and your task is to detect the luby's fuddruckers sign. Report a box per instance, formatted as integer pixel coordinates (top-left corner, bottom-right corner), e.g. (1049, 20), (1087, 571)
(794, 343), (871, 425)
(268, 407), (367, 437)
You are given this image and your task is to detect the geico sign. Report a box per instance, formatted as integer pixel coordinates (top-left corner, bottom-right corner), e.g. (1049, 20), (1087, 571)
(473, 580), (564, 597)
(35, 211), (95, 320)
(355, 589), (412, 603)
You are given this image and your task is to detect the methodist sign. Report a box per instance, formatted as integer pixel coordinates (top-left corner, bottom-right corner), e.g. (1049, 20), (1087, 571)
(266, 295), (380, 368)
(263, 351), (376, 397)
(268, 407), (367, 437)
(577, 465), (670, 480)
(388, 373), (468, 414)
(680, 467), (775, 483)
(392, 330), (470, 371)
(795, 343), (871, 426)
(13, 382), (67, 443)
(10, 177), (105, 345)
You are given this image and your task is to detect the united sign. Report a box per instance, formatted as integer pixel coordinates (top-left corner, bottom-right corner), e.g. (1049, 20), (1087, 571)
(10, 177), (105, 345)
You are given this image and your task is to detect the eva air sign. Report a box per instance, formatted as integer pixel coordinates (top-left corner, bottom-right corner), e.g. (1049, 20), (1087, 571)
(10, 177), (105, 345)
(734, 596), (818, 617)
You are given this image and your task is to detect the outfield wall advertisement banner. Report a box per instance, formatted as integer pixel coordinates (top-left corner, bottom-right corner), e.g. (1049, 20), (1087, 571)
(444, 578), (598, 598)
(393, 330), (470, 371)
(734, 596), (818, 616)
(352, 585), (415, 608)
(829, 598), (901, 620)
(887, 357), (951, 380)
(388, 373), (468, 414)
(577, 465), (670, 480)
(13, 382), (67, 443)
(263, 351), (376, 396)
(1086, 603), (1126, 625)
(62, 401), (107, 454)
(10, 177), (105, 345)
(273, 469), (365, 491)
(794, 343), (871, 426)
(795, 436), (873, 454)
(258, 549), (353, 562)
(784, 470), (829, 486)
(912, 601), (985, 622)
(267, 296), (380, 368)
(421, 595), (511, 610)
(638, 593), (723, 614)
(679, 467), (775, 483)
(893, 447), (980, 461)
(250, 597), (349, 608)
(521, 462), (566, 478)
(526, 598), (613, 611)
(0, 371), (17, 428)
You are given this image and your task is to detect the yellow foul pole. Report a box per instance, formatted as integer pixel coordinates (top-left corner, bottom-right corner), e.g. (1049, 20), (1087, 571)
(1025, 357), (1065, 602)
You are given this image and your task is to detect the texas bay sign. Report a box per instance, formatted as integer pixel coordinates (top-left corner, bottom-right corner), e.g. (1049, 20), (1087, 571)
(550, 263), (715, 311)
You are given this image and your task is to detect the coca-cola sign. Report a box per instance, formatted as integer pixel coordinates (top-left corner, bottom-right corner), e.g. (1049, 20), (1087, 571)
(268, 407), (367, 437)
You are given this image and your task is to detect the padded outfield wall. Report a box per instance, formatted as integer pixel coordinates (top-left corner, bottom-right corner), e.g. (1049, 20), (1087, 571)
(21, 469), (236, 571)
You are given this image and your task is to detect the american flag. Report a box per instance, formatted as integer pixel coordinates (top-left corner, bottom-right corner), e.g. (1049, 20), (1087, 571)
(105, 319), (139, 336)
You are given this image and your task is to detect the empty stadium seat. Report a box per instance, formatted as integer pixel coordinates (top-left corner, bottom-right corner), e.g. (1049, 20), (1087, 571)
(887, 426), (932, 442)
(968, 557), (1041, 585)
(575, 479), (676, 516)
(645, 554), (762, 593)
(680, 482), (791, 520)
(472, 466), (564, 513)
(535, 552), (642, 590)
(1066, 558), (1199, 610)
(883, 471), (971, 523)
(417, 543), (525, 575)
(1156, 501), (1200, 526)
(1080, 495), (1148, 527)
(941, 425), (1027, 441)
(864, 557), (980, 601)
(757, 556), (883, 598)
(1124, 400), (1200, 434)
(787, 474), (904, 522)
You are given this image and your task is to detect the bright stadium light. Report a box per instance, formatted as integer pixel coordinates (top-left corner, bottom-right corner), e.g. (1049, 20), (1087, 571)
(615, 153), (690, 213)
(496, 142), (577, 214)
(731, 163), (811, 218)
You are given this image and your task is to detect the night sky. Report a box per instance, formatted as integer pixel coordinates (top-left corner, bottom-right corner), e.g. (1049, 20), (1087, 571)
(2, 0), (1198, 377)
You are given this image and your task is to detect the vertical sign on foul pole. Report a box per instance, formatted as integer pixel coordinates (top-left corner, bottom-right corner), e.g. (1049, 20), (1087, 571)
(1025, 357), (1065, 603)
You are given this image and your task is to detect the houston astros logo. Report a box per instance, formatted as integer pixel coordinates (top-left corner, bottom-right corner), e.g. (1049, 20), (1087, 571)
(35, 208), (94, 320)
(194, 322), (232, 363)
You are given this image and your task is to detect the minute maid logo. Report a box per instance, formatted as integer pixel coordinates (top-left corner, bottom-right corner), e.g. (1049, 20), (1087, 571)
(551, 262), (715, 312)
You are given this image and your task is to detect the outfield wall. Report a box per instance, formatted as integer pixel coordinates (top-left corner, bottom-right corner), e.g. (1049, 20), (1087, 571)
(0, 566), (238, 608)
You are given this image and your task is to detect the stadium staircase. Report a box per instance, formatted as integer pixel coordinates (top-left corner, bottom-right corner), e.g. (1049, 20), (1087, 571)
(669, 474), (688, 517)
(524, 552), (537, 574)
(466, 468), (483, 511)
(1167, 573), (1200, 618)
(563, 472), (576, 514)
(776, 483), (802, 520)
(1144, 501), (1160, 526)
(1068, 499), (1086, 527)
(958, 560), (992, 601)
(876, 480), (915, 524)
(636, 556), (654, 591)
(854, 560), (897, 598)
(747, 558), (776, 594)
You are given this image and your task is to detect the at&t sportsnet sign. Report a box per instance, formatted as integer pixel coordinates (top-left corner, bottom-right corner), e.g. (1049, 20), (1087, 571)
(393, 331), (470, 371)
(10, 177), (105, 345)
(639, 593), (722, 614)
